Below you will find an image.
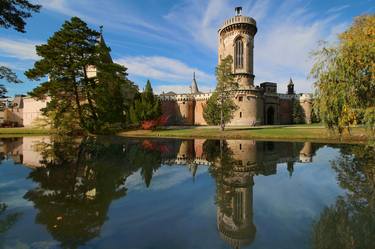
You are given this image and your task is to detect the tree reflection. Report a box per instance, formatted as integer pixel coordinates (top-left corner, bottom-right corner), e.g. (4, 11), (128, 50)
(23, 136), (165, 249)
(0, 203), (21, 235)
(313, 144), (375, 249)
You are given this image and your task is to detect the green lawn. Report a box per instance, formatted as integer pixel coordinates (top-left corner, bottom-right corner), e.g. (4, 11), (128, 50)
(0, 127), (53, 137)
(119, 125), (372, 143)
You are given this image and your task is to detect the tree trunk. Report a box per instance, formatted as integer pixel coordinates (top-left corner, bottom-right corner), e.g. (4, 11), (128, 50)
(72, 77), (85, 129)
(220, 93), (224, 131)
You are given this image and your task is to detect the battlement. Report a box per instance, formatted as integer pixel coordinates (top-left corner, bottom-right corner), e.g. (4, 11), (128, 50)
(159, 92), (212, 102)
(219, 16), (257, 34)
(278, 93), (295, 100)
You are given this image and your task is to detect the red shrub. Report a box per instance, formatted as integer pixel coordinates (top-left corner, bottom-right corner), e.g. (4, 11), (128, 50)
(140, 115), (170, 130)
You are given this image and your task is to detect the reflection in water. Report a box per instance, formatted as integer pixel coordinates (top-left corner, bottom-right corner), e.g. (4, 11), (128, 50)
(313, 145), (375, 249)
(0, 136), (373, 248)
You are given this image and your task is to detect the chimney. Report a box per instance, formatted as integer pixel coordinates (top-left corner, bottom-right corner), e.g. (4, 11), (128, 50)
(235, 7), (242, 16)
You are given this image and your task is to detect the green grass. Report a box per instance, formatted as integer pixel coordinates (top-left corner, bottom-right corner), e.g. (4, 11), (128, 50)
(119, 125), (371, 143)
(0, 127), (53, 137)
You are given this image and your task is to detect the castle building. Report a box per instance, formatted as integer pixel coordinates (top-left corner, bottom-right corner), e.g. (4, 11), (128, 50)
(1, 7), (312, 128)
(160, 7), (313, 126)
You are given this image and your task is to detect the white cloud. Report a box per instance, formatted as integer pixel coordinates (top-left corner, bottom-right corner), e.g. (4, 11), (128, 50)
(327, 4), (350, 14)
(165, 0), (349, 93)
(116, 56), (214, 84)
(38, 0), (171, 42)
(0, 38), (40, 60)
(251, 2), (348, 93)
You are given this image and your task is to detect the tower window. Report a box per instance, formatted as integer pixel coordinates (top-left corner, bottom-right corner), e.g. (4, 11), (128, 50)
(238, 96), (243, 102)
(240, 112), (242, 118)
(235, 38), (244, 69)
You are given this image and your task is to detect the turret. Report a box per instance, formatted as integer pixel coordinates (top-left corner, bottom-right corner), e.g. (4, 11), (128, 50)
(218, 7), (257, 89)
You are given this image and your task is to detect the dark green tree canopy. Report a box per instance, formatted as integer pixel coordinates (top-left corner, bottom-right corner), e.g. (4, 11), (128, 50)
(0, 0), (41, 33)
(130, 80), (161, 124)
(25, 17), (139, 133)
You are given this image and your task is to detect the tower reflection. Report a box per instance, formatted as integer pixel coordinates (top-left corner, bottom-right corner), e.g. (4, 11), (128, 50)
(0, 136), (318, 248)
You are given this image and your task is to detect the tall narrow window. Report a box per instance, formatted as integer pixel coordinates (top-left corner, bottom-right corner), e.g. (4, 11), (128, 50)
(235, 38), (243, 69)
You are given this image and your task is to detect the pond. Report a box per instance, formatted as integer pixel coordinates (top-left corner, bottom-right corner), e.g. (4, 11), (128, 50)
(0, 136), (374, 249)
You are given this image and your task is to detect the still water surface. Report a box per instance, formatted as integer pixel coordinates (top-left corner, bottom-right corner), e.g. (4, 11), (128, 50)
(0, 136), (374, 249)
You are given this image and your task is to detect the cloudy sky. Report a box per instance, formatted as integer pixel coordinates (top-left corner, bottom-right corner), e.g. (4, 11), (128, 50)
(0, 0), (373, 96)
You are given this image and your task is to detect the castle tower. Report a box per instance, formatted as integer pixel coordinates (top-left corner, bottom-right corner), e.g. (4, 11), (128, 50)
(218, 7), (257, 89)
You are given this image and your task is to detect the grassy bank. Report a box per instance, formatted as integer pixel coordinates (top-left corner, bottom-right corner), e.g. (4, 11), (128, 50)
(119, 125), (372, 143)
(0, 127), (53, 137)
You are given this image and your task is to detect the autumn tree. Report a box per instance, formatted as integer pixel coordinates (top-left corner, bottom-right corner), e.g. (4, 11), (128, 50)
(203, 55), (238, 130)
(310, 14), (375, 134)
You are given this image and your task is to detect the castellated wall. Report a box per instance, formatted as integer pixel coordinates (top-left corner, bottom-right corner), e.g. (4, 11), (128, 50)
(278, 94), (294, 125)
(161, 100), (180, 125)
(177, 99), (195, 125)
(229, 90), (263, 126)
(194, 93), (211, 125)
(160, 93), (212, 126)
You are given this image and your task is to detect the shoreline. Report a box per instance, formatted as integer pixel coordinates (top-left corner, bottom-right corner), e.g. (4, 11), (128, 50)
(0, 126), (372, 144)
(118, 125), (372, 144)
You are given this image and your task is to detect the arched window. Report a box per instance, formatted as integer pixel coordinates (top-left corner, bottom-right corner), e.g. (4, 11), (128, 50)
(234, 38), (243, 69)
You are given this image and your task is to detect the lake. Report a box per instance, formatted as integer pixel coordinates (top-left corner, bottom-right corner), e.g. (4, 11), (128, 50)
(0, 136), (374, 249)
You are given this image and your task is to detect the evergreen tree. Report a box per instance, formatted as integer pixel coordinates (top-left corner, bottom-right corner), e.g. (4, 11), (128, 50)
(0, 0), (41, 33)
(130, 80), (161, 124)
(203, 56), (238, 130)
(92, 41), (138, 131)
(0, 0), (39, 90)
(25, 17), (102, 133)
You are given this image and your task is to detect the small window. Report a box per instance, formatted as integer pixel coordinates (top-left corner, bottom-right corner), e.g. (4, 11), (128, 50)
(182, 101), (185, 104)
(238, 96), (243, 102)
(240, 112), (242, 118)
(239, 144), (242, 150)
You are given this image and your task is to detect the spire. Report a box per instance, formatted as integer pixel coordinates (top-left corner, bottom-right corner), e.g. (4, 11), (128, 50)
(288, 77), (294, 86)
(191, 72), (200, 94)
(287, 77), (294, 95)
(97, 25), (113, 63)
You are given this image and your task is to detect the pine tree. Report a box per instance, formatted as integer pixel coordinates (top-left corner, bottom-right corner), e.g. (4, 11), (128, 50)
(0, 0), (41, 33)
(130, 80), (161, 124)
(0, 0), (39, 89)
(25, 17), (101, 133)
(94, 42), (138, 130)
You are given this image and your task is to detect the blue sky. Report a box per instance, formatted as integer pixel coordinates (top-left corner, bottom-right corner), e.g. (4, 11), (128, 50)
(0, 0), (373, 96)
